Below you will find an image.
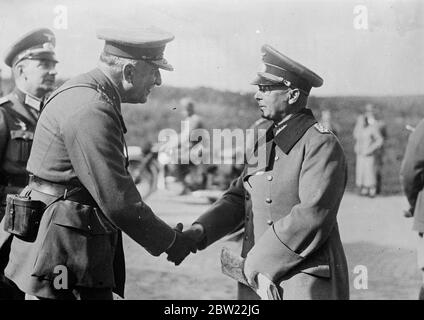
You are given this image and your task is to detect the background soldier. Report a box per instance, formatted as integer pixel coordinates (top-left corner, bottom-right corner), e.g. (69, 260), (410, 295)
(169, 97), (204, 194)
(0, 26), (196, 300)
(0, 28), (58, 218)
(353, 104), (385, 197)
(0, 28), (58, 300)
(400, 118), (424, 300)
(174, 45), (349, 300)
(319, 109), (340, 137)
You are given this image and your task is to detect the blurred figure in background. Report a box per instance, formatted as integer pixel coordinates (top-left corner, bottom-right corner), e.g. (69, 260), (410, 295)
(170, 97), (204, 194)
(400, 117), (424, 299)
(353, 104), (384, 197)
(319, 109), (340, 137)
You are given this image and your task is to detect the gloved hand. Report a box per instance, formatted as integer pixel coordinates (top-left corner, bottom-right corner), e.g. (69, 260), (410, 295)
(403, 207), (414, 218)
(166, 223), (198, 266)
(182, 223), (205, 243)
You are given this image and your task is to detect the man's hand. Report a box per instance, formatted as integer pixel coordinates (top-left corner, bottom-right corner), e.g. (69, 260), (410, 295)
(166, 223), (198, 266)
(244, 255), (283, 300)
(243, 256), (258, 290)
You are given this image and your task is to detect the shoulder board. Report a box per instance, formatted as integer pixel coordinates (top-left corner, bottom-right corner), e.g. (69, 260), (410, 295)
(97, 86), (115, 106)
(0, 96), (11, 106)
(314, 123), (331, 134)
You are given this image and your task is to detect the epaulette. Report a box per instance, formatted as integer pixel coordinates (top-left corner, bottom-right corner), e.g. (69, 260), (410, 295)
(0, 96), (11, 106)
(314, 123), (331, 134)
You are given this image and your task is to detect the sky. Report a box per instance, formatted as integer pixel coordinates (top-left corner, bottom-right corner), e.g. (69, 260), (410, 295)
(0, 0), (423, 96)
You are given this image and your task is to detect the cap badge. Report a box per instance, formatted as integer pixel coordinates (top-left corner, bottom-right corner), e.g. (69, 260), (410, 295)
(43, 33), (54, 42)
(42, 42), (55, 50)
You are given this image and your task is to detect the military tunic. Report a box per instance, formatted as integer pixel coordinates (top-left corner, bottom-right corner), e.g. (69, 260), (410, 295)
(0, 89), (41, 299)
(196, 109), (349, 300)
(0, 89), (41, 217)
(0, 68), (175, 299)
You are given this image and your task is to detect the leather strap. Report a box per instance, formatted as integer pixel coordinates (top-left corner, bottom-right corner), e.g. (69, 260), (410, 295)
(28, 176), (97, 207)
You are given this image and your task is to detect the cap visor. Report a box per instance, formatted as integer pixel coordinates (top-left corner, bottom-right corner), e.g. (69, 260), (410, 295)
(150, 59), (173, 71)
(250, 72), (280, 85)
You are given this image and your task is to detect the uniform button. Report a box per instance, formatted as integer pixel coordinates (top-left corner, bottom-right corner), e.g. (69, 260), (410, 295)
(274, 156), (279, 161)
(267, 175), (273, 181)
(265, 198), (272, 204)
(245, 194), (250, 200)
(267, 220), (273, 226)
(245, 235), (249, 240)
(87, 225), (91, 230)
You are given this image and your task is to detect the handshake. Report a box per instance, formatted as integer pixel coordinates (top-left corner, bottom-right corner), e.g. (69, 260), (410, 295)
(165, 222), (205, 265)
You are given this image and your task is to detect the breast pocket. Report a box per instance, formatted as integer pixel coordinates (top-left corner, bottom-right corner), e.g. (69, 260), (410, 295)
(7, 130), (34, 162)
(32, 201), (119, 289)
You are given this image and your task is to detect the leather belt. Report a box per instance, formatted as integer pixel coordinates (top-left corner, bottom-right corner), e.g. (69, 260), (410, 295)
(28, 176), (98, 207)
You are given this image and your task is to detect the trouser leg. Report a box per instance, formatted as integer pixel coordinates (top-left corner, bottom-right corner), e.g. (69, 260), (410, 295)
(417, 233), (424, 300)
(0, 236), (24, 300)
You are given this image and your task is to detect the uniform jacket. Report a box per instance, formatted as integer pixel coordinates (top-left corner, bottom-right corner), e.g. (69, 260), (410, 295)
(0, 68), (175, 298)
(400, 118), (424, 232)
(0, 89), (41, 220)
(196, 109), (349, 300)
(0, 89), (40, 185)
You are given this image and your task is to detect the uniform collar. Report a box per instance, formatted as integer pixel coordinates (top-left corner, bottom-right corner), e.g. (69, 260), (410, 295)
(88, 68), (126, 133)
(14, 88), (43, 112)
(272, 108), (317, 154)
(89, 68), (122, 111)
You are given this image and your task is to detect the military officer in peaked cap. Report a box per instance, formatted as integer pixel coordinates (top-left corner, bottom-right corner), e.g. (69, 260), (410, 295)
(0, 28), (58, 299)
(175, 45), (349, 300)
(0, 27), (58, 218)
(0, 26), (197, 300)
(400, 119), (424, 299)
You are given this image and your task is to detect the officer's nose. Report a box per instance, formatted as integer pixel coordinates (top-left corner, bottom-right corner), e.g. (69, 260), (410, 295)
(254, 90), (263, 101)
(49, 64), (58, 76)
(155, 70), (162, 86)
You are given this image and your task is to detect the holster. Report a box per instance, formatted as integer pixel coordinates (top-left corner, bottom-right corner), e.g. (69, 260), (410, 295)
(3, 194), (46, 242)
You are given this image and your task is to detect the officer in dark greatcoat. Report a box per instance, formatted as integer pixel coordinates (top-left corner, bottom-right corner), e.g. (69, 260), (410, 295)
(0, 26), (196, 300)
(400, 118), (424, 299)
(0, 28), (58, 300)
(176, 45), (349, 300)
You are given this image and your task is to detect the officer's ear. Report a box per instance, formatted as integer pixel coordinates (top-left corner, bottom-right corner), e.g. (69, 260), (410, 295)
(122, 63), (136, 85)
(13, 61), (27, 79)
(288, 89), (300, 105)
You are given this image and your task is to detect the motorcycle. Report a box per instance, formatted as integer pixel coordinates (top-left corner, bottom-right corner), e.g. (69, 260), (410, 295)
(127, 145), (161, 200)
(127, 142), (243, 203)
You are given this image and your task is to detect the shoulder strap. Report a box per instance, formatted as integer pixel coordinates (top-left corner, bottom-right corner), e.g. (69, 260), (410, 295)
(42, 83), (99, 110)
(42, 83), (126, 132)
(1, 95), (37, 128)
(0, 96), (11, 106)
(43, 82), (129, 167)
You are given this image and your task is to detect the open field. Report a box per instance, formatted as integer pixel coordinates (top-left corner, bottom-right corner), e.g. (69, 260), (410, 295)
(122, 189), (421, 300)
